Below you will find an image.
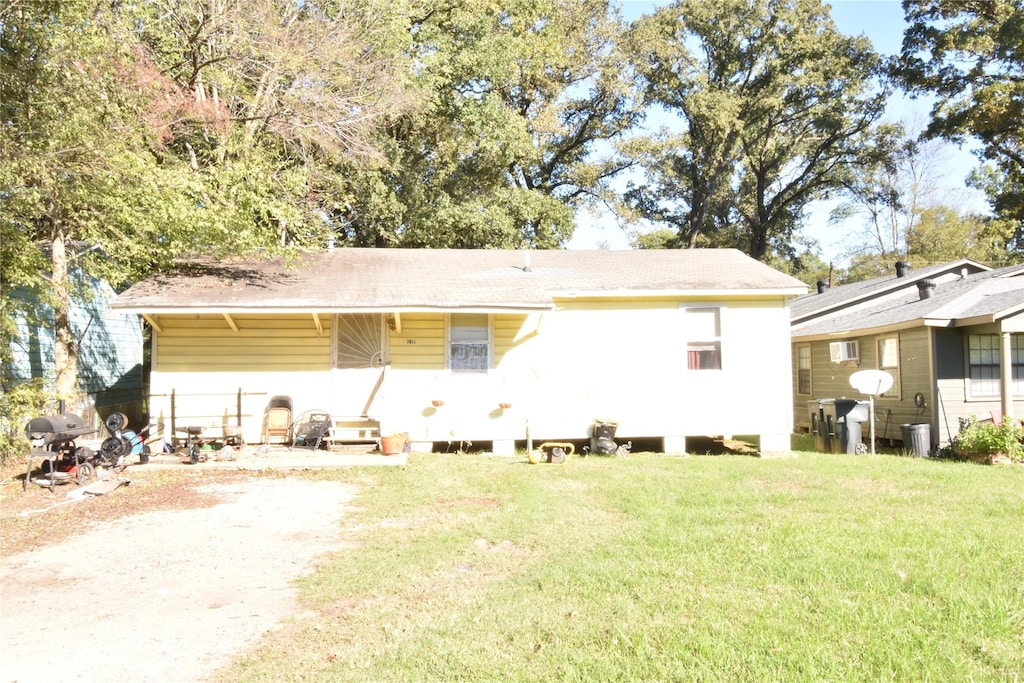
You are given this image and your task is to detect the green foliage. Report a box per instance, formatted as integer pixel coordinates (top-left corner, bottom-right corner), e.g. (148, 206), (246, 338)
(909, 207), (1015, 264)
(0, 379), (52, 466)
(898, 0), (1024, 244)
(341, 0), (640, 249)
(630, 228), (679, 249)
(954, 416), (1024, 462)
(623, 0), (889, 262)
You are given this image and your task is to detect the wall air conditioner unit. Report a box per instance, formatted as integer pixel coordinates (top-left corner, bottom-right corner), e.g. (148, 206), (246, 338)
(829, 340), (860, 364)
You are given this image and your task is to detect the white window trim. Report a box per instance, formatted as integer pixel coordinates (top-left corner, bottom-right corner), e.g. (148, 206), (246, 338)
(680, 305), (723, 371)
(446, 313), (492, 374)
(876, 335), (901, 399)
(966, 332), (1024, 400)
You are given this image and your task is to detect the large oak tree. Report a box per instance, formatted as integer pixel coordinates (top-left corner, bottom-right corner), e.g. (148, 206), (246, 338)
(623, 0), (890, 261)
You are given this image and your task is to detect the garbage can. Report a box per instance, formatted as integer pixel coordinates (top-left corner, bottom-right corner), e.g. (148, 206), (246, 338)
(591, 421), (618, 455)
(832, 399), (870, 454)
(807, 400), (831, 452)
(900, 423), (931, 457)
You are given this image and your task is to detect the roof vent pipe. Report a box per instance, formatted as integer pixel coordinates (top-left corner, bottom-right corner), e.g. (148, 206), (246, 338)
(816, 279), (829, 294)
(523, 250), (532, 272)
(917, 279), (936, 300)
(895, 260), (911, 277)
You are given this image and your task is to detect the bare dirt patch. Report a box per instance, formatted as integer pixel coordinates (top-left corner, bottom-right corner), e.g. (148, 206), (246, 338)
(1, 464), (358, 683)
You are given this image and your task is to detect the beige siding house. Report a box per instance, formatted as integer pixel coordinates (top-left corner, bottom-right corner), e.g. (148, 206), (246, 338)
(112, 248), (806, 455)
(791, 260), (1024, 452)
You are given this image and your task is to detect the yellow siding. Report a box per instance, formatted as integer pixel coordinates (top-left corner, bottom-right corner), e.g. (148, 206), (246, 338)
(388, 313), (444, 369)
(154, 314), (330, 372)
(494, 314), (530, 364)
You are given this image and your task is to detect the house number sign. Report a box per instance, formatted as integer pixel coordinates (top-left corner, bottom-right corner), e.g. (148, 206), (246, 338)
(406, 339), (416, 344)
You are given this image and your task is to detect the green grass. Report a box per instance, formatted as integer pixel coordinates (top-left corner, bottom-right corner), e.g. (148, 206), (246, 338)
(220, 450), (1024, 682)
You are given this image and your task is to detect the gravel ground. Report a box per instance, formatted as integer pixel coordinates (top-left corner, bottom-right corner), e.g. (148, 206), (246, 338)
(1, 477), (357, 683)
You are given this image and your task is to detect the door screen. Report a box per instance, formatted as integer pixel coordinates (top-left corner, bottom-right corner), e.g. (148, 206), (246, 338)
(335, 314), (383, 369)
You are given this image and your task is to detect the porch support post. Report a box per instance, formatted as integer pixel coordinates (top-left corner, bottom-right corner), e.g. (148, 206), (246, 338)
(1000, 331), (1014, 420)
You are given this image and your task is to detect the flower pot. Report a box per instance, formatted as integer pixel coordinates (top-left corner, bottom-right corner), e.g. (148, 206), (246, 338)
(380, 435), (405, 456)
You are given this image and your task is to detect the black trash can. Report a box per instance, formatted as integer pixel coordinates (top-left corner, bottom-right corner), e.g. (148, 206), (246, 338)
(808, 400), (831, 453)
(591, 421), (618, 455)
(900, 423), (931, 457)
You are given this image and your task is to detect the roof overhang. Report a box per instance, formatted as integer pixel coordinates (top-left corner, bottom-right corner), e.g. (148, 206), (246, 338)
(791, 319), (933, 341)
(116, 304), (556, 316)
(551, 287), (807, 299)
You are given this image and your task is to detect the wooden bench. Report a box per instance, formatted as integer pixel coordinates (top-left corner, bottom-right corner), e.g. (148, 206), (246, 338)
(325, 417), (381, 445)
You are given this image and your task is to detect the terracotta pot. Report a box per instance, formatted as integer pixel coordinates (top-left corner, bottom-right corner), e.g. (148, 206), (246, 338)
(380, 435), (405, 456)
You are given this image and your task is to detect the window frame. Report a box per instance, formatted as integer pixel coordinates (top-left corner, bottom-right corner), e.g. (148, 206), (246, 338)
(876, 335), (900, 399)
(797, 344), (812, 396)
(447, 313), (491, 374)
(681, 306), (722, 371)
(967, 333), (1023, 399)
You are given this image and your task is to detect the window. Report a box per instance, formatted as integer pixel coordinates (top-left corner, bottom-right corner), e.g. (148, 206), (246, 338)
(683, 307), (721, 370)
(797, 344), (811, 395)
(877, 336), (900, 397)
(450, 313), (489, 373)
(968, 333), (1023, 397)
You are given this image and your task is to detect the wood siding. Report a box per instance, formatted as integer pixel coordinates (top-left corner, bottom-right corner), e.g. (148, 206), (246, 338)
(9, 275), (144, 428)
(793, 328), (936, 445)
(154, 315), (330, 372)
(935, 326), (1024, 445)
(794, 324), (1024, 448)
(387, 314), (444, 369)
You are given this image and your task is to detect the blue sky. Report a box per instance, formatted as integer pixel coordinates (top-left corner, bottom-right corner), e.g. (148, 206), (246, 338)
(568, 0), (987, 263)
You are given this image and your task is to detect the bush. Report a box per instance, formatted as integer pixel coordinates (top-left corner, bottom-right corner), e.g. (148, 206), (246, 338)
(954, 416), (1024, 463)
(0, 378), (52, 466)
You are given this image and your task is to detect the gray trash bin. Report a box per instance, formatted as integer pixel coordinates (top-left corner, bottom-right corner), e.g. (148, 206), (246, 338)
(900, 423), (931, 457)
(833, 399), (869, 454)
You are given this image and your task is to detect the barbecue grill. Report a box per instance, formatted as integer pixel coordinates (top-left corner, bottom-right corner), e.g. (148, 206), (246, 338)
(24, 413), (97, 491)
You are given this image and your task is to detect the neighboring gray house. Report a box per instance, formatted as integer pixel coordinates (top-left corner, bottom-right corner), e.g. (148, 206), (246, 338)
(790, 259), (1024, 450)
(6, 268), (146, 429)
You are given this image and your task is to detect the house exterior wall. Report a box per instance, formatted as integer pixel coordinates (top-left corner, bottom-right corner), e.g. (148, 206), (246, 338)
(792, 327), (937, 446)
(375, 297), (795, 452)
(935, 322), (1024, 445)
(148, 314), (332, 445)
(795, 322), (1024, 450)
(7, 275), (145, 429)
(148, 296), (796, 453)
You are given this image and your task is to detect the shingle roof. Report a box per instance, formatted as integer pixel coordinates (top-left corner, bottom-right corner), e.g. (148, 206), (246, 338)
(789, 259), (989, 323)
(791, 263), (1024, 338)
(111, 248), (807, 313)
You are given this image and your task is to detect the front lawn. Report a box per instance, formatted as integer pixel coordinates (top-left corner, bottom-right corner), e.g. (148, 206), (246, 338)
(222, 450), (1024, 681)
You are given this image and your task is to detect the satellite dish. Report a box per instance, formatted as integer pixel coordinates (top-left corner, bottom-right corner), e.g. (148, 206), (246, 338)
(850, 369), (893, 396)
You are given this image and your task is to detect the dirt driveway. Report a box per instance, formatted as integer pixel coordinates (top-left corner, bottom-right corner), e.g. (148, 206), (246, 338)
(1, 475), (358, 683)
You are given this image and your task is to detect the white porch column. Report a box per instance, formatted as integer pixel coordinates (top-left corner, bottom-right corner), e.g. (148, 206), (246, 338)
(1000, 331), (1014, 420)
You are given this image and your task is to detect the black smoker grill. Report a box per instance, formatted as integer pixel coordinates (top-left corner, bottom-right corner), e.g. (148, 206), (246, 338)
(23, 411), (147, 492)
(24, 413), (97, 492)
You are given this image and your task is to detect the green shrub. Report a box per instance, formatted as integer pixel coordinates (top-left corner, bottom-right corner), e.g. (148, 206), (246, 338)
(0, 378), (52, 466)
(955, 416), (1024, 462)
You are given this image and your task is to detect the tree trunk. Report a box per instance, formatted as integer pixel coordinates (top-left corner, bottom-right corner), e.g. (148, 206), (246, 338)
(51, 231), (78, 404)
